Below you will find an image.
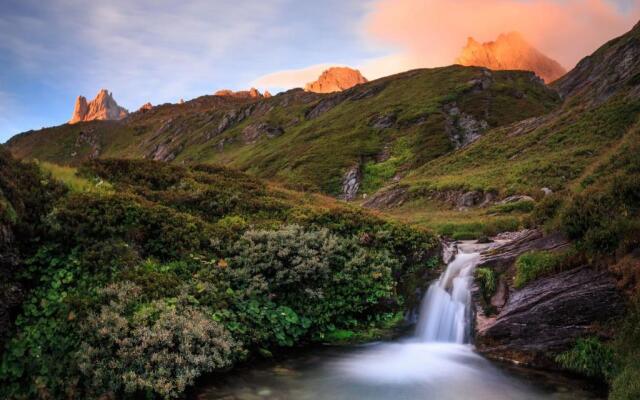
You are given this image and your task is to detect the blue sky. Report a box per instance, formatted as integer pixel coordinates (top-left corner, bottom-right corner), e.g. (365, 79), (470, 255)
(1, 0), (637, 143)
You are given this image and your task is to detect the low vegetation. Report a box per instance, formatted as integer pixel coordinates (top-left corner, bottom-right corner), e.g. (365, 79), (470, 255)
(0, 157), (439, 399)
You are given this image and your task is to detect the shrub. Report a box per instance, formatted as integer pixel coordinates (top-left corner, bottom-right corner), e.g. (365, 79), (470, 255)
(229, 225), (398, 338)
(514, 250), (561, 288)
(77, 282), (235, 399)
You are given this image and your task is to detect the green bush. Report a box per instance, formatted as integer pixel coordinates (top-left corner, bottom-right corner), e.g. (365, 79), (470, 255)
(514, 250), (561, 288)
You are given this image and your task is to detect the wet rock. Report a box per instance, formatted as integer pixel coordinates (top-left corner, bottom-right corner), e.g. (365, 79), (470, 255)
(479, 230), (568, 272)
(477, 267), (626, 366)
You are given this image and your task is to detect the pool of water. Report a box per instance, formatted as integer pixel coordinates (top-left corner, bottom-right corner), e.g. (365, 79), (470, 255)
(195, 341), (604, 400)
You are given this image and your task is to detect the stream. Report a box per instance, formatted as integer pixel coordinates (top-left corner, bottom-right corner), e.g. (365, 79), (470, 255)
(196, 243), (604, 400)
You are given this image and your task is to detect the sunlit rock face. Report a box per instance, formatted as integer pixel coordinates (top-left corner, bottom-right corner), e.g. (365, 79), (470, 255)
(455, 32), (566, 83)
(305, 67), (368, 93)
(69, 89), (129, 124)
(214, 87), (266, 99)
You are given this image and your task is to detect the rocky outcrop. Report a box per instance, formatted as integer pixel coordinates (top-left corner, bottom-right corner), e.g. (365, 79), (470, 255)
(341, 165), (361, 201)
(214, 87), (265, 99)
(477, 267), (625, 366)
(74, 129), (101, 159)
(362, 185), (409, 209)
(69, 89), (129, 124)
(455, 32), (566, 83)
(554, 21), (640, 104)
(304, 67), (368, 93)
(138, 102), (153, 112)
(473, 230), (625, 367)
(241, 123), (284, 143)
(445, 103), (489, 148)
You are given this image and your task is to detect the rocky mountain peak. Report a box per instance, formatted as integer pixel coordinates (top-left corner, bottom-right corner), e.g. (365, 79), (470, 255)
(455, 32), (566, 83)
(304, 67), (368, 93)
(69, 89), (129, 124)
(214, 87), (266, 99)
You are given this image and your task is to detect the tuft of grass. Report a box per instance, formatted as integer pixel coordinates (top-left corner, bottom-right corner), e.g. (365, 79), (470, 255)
(475, 267), (497, 302)
(514, 250), (562, 288)
(556, 337), (615, 380)
(488, 200), (535, 215)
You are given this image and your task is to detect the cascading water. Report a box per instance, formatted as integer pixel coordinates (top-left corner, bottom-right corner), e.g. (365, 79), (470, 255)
(415, 251), (481, 343)
(199, 243), (602, 400)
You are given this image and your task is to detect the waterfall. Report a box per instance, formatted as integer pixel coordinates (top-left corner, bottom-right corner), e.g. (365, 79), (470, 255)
(415, 251), (481, 343)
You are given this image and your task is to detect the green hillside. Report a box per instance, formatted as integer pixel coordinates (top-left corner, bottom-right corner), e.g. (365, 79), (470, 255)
(7, 66), (559, 195)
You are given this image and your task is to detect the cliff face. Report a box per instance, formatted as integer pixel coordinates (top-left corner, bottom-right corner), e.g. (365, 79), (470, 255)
(69, 89), (129, 124)
(455, 32), (566, 83)
(304, 67), (368, 93)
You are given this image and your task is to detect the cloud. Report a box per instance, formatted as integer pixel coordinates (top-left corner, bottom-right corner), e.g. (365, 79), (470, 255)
(252, 63), (337, 91)
(364, 0), (640, 70)
(0, 0), (285, 109)
(252, 0), (639, 92)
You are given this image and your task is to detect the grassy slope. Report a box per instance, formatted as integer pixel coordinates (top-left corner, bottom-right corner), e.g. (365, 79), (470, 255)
(7, 66), (559, 195)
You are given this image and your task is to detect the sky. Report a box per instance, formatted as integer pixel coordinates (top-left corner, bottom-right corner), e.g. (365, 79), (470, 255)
(1, 0), (638, 142)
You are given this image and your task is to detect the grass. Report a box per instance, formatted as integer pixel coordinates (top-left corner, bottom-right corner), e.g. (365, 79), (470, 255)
(37, 161), (113, 193)
(514, 250), (562, 288)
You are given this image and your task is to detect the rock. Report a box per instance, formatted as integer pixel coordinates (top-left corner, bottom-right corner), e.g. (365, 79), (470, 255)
(138, 102), (153, 112)
(370, 113), (396, 129)
(214, 87), (265, 99)
(264, 90), (272, 98)
(304, 67), (368, 93)
(444, 103), (489, 148)
(362, 185), (409, 209)
(499, 195), (535, 204)
(241, 123), (284, 143)
(541, 187), (553, 196)
(341, 165), (361, 201)
(75, 129), (101, 159)
(476, 266), (626, 366)
(69, 89), (129, 124)
(479, 229), (569, 272)
(455, 32), (566, 83)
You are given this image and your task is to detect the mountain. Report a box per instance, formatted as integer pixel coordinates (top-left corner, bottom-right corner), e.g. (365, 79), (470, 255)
(304, 66), (368, 93)
(69, 89), (129, 124)
(455, 32), (566, 83)
(7, 67), (558, 197)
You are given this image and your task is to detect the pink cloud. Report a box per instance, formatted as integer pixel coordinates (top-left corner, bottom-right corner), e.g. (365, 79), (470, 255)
(364, 0), (640, 70)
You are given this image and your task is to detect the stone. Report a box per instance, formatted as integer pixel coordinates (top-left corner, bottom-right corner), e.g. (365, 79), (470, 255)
(455, 32), (567, 83)
(304, 67), (368, 93)
(69, 89), (129, 124)
(499, 195), (535, 204)
(341, 165), (361, 201)
(541, 187), (553, 196)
